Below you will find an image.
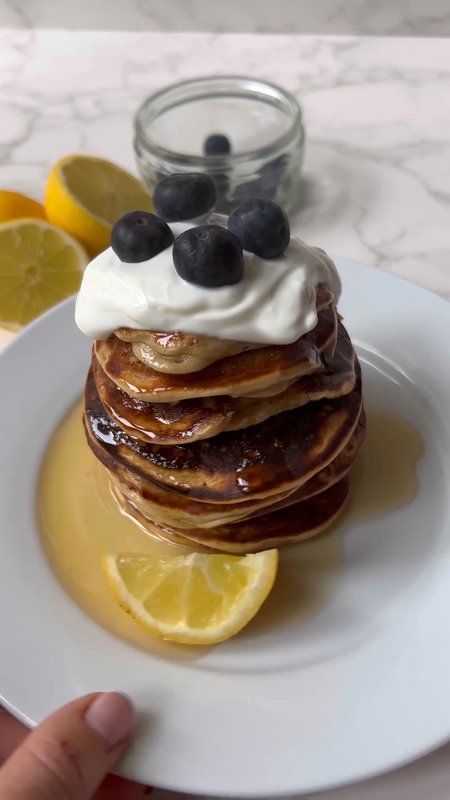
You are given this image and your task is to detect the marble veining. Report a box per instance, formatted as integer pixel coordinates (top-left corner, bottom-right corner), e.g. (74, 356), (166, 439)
(0, 30), (449, 301)
(2, 0), (450, 34)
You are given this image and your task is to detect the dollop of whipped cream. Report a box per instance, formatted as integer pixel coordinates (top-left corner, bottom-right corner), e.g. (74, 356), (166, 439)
(75, 221), (341, 345)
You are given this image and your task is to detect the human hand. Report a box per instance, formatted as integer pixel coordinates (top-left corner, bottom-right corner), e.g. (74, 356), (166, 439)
(0, 693), (150, 799)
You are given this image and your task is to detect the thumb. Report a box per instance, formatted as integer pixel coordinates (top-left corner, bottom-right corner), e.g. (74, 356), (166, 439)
(0, 692), (133, 800)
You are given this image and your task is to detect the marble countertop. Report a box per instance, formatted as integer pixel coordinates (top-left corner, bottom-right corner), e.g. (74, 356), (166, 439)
(2, 0), (450, 35)
(1, 30), (449, 301)
(1, 27), (450, 800)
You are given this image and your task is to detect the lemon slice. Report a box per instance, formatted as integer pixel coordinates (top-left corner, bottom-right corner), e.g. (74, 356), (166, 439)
(45, 154), (153, 256)
(0, 190), (46, 223)
(103, 550), (278, 645)
(0, 218), (88, 330)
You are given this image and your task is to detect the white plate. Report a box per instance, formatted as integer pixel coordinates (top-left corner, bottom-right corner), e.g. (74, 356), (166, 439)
(1, 259), (450, 798)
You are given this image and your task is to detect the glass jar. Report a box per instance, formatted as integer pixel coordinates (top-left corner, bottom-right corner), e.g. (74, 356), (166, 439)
(134, 76), (305, 216)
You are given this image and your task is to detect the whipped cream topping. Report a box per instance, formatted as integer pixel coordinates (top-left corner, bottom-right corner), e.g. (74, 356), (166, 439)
(75, 221), (341, 345)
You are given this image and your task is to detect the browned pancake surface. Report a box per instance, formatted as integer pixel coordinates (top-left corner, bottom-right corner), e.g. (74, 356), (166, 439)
(95, 307), (337, 402)
(92, 356), (233, 444)
(83, 358), (362, 501)
(119, 477), (350, 553)
(93, 322), (356, 445)
(102, 411), (365, 530)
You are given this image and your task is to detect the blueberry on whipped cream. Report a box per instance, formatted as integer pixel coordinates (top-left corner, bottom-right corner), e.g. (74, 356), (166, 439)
(173, 224), (243, 288)
(228, 198), (290, 259)
(153, 173), (216, 222)
(111, 211), (173, 263)
(76, 176), (341, 344)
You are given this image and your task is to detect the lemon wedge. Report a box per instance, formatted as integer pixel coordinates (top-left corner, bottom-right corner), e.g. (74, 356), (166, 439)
(0, 218), (87, 330)
(45, 154), (153, 256)
(103, 550), (278, 645)
(0, 190), (46, 223)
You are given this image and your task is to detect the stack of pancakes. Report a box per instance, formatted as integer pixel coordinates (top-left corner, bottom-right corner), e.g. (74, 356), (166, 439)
(83, 285), (365, 553)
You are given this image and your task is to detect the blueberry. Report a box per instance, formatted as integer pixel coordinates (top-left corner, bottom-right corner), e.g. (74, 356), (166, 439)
(228, 198), (290, 259)
(173, 225), (243, 288)
(111, 211), (174, 262)
(153, 173), (216, 221)
(203, 134), (231, 157)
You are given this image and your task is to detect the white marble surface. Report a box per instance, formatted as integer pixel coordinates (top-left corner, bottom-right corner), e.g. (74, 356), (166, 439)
(1, 30), (449, 300)
(1, 27), (450, 800)
(2, 0), (450, 34)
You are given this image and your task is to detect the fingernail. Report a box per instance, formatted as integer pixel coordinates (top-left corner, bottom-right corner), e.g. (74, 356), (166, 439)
(85, 692), (133, 750)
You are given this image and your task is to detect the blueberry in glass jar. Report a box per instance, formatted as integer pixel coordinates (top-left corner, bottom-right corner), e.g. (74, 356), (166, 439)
(154, 173), (216, 221)
(203, 133), (232, 157)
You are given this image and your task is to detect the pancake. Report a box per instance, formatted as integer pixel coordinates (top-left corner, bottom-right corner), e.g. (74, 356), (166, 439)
(117, 477), (351, 554)
(104, 411), (365, 530)
(123, 332), (261, 375)
(83, 358), (362, 502)
(115, 284), (335, 374)
(92, 357), (233, 444)
(94, 306), (338, 402)
(93, 322), (356, 445)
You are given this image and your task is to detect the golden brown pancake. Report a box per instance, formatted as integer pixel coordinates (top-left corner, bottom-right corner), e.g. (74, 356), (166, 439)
(117, 477), (351, 553)
(83, 357), (362, 502)
(103, 411), (365, 530)
(92, 357), (233, 444)
(93, 322), (356, 445)
(94, 306), (338, 402)
(115, 284), (336, 374)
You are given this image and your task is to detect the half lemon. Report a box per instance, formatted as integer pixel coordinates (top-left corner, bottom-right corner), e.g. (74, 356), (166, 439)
(45, 154), (153, 256)
(0, 190), (46, 223)
(0, 218), (87, 330)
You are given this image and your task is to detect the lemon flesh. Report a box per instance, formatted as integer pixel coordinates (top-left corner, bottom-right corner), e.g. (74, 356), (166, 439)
(0, 219), (87, 330)
(103, 550), (278, 645)
(45, 154), (153, 256)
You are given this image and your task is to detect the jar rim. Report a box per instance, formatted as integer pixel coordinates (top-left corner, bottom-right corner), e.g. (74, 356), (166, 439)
(134, 75), (304, 167)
